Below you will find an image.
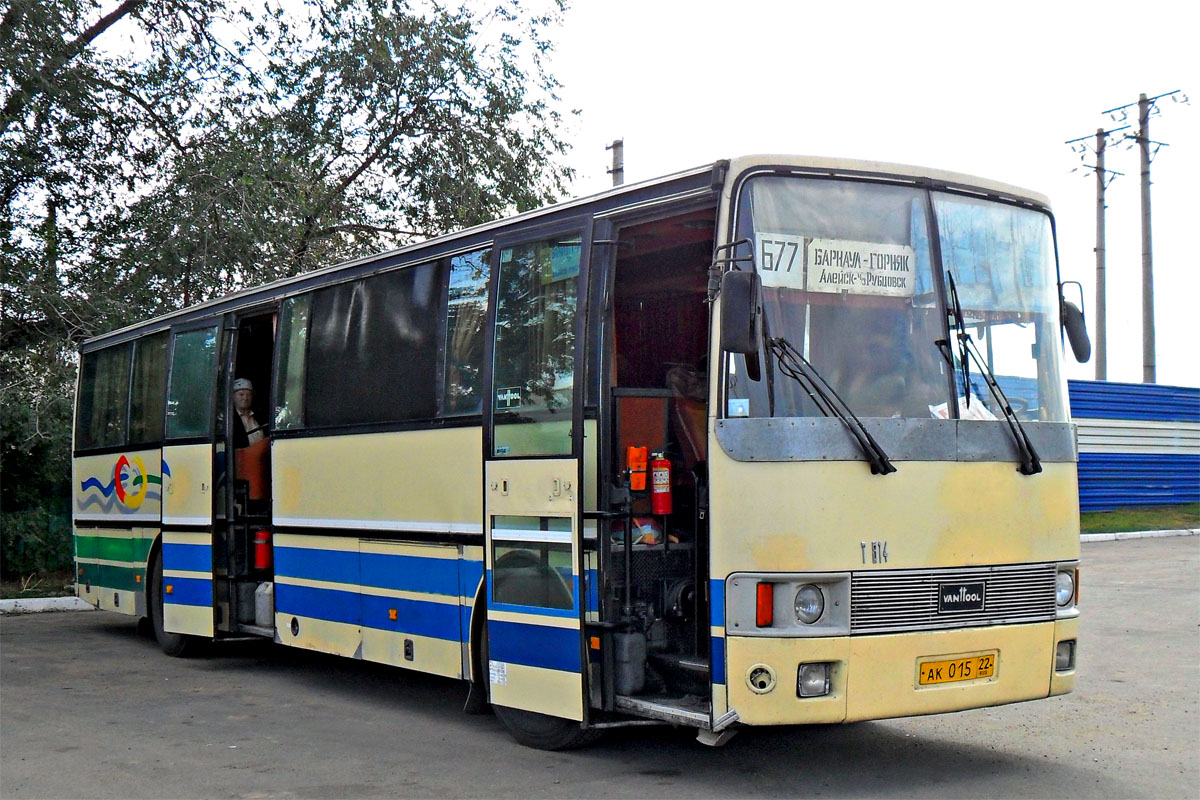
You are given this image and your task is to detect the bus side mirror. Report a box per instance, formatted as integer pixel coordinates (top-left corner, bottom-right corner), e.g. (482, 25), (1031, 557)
(1062, 301), (1091, 363)
(720, 270), (763, 381)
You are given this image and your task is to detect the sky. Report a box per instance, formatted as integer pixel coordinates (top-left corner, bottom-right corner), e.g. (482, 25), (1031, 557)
(552, 0), (1198, 387)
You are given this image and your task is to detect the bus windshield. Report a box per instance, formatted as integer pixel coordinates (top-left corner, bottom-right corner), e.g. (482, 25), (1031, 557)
(728, 175), (1068, 422)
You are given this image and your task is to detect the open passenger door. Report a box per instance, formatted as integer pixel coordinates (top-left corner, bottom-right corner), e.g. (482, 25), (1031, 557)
(483, 217), (592, 733)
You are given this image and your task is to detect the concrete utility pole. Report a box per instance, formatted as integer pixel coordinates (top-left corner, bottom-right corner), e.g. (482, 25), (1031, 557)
(1094, 128), (1108, 380)
(1065, 126), (1126, 381)
(1137, 94), (1156, 384)
(606, 138), (624, 187)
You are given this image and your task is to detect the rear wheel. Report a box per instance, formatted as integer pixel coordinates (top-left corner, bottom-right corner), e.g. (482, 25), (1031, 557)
(148, 550), (198, 657)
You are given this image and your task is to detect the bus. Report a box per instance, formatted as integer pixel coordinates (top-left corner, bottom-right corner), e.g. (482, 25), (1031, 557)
(72, 155), (1091, 749)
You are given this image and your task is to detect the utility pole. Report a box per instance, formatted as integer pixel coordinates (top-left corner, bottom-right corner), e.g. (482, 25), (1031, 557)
(1065, 126), (1126, 381)
(1095, 128), (1109, 381)
(606, 138), (624, 187)
(1137, 94), (1156, 383)
(1094, 89), (1185, 384)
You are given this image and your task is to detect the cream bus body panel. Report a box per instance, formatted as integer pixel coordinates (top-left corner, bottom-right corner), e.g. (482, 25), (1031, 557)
(709, 458), (1080, 575)
(73, 448), (163, 615)
(272, 427), (484, 533)
(708, 447), (1079, 725)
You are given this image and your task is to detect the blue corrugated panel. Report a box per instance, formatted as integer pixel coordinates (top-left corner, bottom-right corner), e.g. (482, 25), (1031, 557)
(1077, 453), (1200, 512)
(1068, 380), (1200, 423)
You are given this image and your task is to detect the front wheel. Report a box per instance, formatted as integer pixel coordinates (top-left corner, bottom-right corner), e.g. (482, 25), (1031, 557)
(148, 549), (199, 657)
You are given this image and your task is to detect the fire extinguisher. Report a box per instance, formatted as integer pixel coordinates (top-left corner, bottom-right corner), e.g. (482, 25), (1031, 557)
(650, 452), (672, 515)
(254, 529), (272, 571)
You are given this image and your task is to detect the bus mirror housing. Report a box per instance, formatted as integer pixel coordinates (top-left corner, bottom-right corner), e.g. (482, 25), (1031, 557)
(1059, 280), (1091, 363)
(720, 270), (764, 381)
(1062, 301), (1091, 363)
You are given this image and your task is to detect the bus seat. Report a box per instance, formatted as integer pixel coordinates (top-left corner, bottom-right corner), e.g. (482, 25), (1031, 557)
(671, 397), (707, 470)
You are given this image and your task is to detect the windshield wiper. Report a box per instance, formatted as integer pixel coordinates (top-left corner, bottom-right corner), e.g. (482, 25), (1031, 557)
(767, 336), (897, 476)
(938, 272), (1042, 476)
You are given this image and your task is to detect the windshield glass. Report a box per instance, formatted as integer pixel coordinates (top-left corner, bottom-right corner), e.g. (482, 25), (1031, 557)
(729, 176), (949, 419)
(934, 192), (1068, 422)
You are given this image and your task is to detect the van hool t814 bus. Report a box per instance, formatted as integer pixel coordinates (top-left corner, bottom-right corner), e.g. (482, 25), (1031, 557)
(72, 155), (1091, 749)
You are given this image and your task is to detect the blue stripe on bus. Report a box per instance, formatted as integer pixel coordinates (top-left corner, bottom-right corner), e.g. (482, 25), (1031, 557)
(359, 593), (460, 640)
(274, 546), (463, 597)
(275, 582), (462, 641)
(162, 542), (210, 573)
(162, 576), (212, 607)
(710, 579), (725, 627)
(711, 636), (726, 685)
(274, 546), (359, 585)
(275, 582), (360, 626)
(585, 568), (599, 614)
(459, 559), (484, 601)
(488, 619), (581, 673)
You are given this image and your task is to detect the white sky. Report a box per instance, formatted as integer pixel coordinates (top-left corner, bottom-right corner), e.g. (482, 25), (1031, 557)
(554, 0), (1198, 388)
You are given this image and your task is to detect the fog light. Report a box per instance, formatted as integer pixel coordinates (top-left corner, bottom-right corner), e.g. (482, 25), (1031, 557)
(1055, 639), (1076, 671)
(797, 662), (830, 697)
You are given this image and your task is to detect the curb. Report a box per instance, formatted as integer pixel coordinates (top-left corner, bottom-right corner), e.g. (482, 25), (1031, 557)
(0, 596), (96, 615)
(1080, 528), (1198, 543)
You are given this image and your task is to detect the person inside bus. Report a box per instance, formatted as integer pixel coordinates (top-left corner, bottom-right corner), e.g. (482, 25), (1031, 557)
(232, 378), (267, 448)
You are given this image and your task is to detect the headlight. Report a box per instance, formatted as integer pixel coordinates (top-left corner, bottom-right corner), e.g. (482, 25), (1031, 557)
(794, 584), (824, 624)
(1055, 570), (1075, 607)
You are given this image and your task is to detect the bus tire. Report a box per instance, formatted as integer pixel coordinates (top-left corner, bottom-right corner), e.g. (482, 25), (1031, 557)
(148, 549), (198, 657)
(482, 622), (601, 750)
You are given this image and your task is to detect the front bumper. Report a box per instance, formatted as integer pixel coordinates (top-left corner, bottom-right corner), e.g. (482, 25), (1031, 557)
(725, 618), (1077, 725)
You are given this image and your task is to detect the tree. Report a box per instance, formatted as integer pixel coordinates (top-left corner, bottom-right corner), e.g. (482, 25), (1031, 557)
(0, 0), (576, 546)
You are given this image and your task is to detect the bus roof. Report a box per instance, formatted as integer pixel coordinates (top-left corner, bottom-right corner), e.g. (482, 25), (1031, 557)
(82, 155), (1051, 350)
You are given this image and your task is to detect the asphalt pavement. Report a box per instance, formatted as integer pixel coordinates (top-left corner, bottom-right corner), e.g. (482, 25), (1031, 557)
(2, 535), (1197, 799)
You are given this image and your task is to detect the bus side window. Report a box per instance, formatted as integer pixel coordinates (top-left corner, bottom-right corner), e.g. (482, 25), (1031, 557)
(129, 331), (168, 444)
(75, 343), (132, 450)
(166, 328), (218, 438)
(443, 248), (491, 416)
(273, 295), (311, 430)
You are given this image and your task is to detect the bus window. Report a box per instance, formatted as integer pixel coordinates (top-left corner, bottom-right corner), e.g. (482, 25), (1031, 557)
(306, 263), (442, 427)
(75, 343), (132, 450)
(128, 331), (168, 444)
(492, 235), (580, 456)
(166, 327), (218, 438)
(273, 295), (310, 430)
(444, 249), (491, 415)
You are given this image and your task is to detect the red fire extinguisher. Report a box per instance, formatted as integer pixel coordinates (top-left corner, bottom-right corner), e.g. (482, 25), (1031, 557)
(254, 529), (272, 570)
(650, 452), (672, 515)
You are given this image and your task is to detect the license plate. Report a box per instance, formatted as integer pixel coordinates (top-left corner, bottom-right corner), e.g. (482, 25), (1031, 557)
(918, 652), (996, 686)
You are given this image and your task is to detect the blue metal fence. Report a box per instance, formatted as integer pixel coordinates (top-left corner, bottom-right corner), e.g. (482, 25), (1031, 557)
(1069, 380), (1200, 512)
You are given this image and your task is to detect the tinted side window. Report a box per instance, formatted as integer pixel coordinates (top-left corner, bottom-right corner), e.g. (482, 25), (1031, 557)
(129, 332), (168, 443)
(166, 327), (218, 438)
(444, 249), (491, 415)
(273, 295), (311, 430)
(75, 344), (132, 449)
(307, 263), (442, 426)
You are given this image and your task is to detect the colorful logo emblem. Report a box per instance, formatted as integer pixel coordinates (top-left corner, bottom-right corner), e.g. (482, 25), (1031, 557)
(78, 456), (169, 514)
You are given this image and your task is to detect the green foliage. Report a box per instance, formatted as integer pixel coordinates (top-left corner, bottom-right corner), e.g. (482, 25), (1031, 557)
(1080, 504), (1200, 534)
(1, 505), (73, 579)
(1, 0), (577, 576)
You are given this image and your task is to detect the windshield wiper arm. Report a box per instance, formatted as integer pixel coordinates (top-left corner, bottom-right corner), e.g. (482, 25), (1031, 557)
(939, 272), (1041, 475)
(961, 337), (1043, 475)
(767, 336), (897, 476)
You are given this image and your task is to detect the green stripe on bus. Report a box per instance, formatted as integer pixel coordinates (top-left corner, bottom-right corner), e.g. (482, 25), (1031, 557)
(75, 534), (154, 563)
(76, 561), (144, 594)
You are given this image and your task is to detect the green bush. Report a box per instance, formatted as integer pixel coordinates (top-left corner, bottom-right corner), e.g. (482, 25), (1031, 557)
(0, 506), (73, 579)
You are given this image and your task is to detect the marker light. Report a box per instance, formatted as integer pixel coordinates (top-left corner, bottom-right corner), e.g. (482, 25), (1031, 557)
(756, 582), (774, 627)
(794, 584), (824, 624)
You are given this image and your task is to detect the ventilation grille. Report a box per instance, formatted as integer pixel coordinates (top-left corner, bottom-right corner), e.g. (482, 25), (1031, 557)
(850, 563), (1058, 634)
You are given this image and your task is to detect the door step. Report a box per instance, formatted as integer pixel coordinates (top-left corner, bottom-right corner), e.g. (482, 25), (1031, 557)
(614, 694), (710, 727)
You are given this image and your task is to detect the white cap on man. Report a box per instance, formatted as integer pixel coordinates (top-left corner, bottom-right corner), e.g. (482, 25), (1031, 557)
(232, 378), (253, 392)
